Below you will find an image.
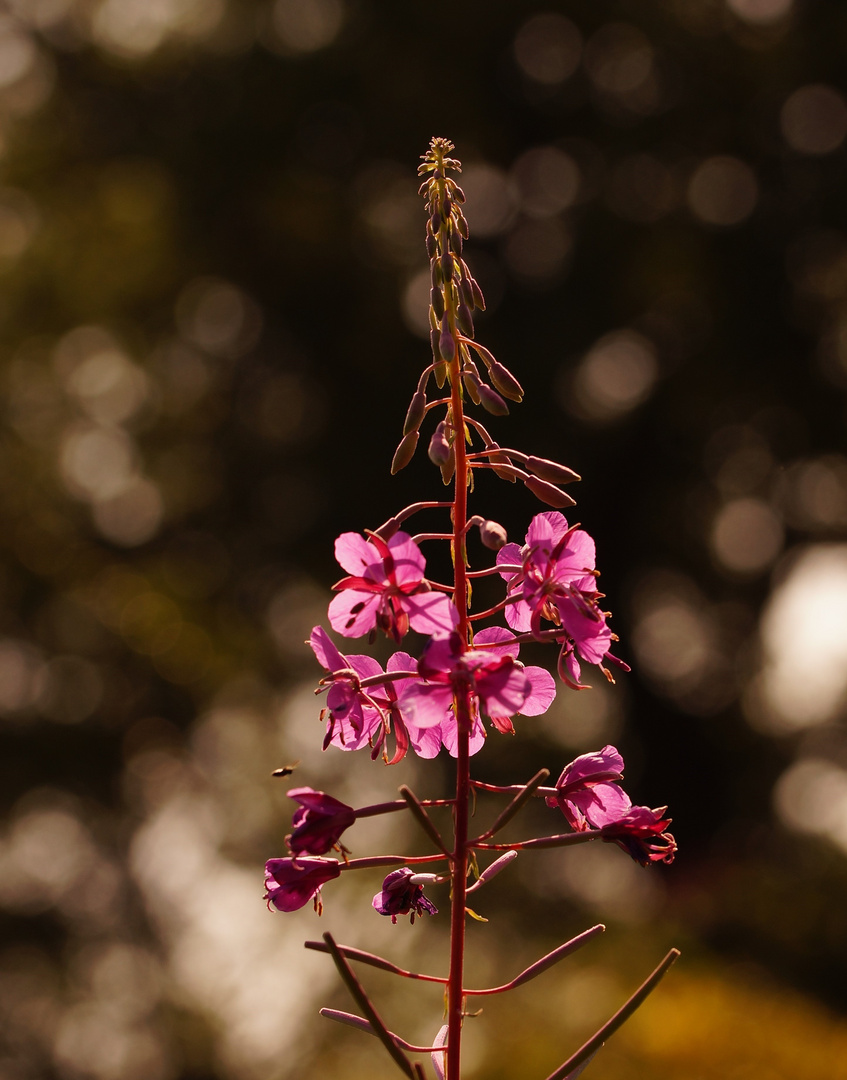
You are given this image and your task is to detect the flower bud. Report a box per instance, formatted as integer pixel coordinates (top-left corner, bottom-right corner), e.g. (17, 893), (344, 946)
(478, 383), (509, 416)
(450, 229), (463, 256)
(470, 277), (486, 310)
(462, 369), (482, 405)
(434, 360), (448, 388)
(391, 430), (419, 474)
(479, 519), (508, 550)
(431, 260), (442, 287)
(440, 444), (456, 486)
(425, 233), (437, 259)
(429, 328), (441, 362)
(460, 275), (474, 307)
(456, 209), (469, 239)
(525, 456), (581, 485)
(428, 421), (451, 467)
(523, 475), (577, 508)
(403, 390), (427, 435)
(430, 287), (444, 321)
(457, 301), (474, 338)
(439, 318), (456, 363)
(488, 361), (524, 402)
(442, 195), (452, 218)
(430, 210), (442, 234)
(440, 250), (453, 282)
(488, 442), (517, 482)
(452, 184), (466, 204)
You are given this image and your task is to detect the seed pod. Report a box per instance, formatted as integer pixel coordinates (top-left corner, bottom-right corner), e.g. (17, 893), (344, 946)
(441, 250), (453, 282)
(457, 302), (474, 338)
(478, 384), (509, 416)
(479, 519), (508, 550)
(428, 421), (451, 467)
(523, 475), (577, 509)
(462, 369), (482, 405)
(391, 430), (419, 474)
(403, 390), (427, 435)
(488, 361), (524, 402)
(430, 287), (444, 321)
(525, 456), (581, 485)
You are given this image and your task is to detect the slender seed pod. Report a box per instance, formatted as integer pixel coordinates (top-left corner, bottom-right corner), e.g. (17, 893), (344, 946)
(403, 390), (427, 435)
(478, 383), (510, 416)
(525, 456), (581, 485)
(391, 430), (419, 474)
(488, 361), (524, 402)
(523, 475), (577, 508)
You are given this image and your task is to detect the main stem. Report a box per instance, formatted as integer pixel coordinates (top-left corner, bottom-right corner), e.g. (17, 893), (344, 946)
(447, 337), (470, 1080)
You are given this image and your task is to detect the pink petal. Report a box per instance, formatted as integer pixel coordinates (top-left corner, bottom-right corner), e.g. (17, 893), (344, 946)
(406, 593), (459, 636)
(473, 625), (520, 658)
(526, 511), (569, 549)
(334, 532), (381, 577)
(440, 712), (486, 757)
(400, 683), (454, 729)
(386, 531), (426, 586)
(327, 590), (379, 637)
(309, 625), (347, 672)
(518, 666), (556, 715)
(496, 543), (523, 580)
(477, 662), (531, 718)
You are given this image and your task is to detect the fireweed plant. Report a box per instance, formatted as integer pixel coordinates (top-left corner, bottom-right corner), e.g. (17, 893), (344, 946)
(264, 138), (679, 1080)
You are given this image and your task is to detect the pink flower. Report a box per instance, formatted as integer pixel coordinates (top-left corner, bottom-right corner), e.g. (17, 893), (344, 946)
(496, 512), (597, 636)
(286, 788), (356, 857)
(402, 629), (555, 753)
(329, 531), (458, 641)
(600, 806), (677, 866)
(309, 626), (384, 749)
(372, 868), (438, 923)
(545, 745), (632, 830)
(264, 857), (341, 912)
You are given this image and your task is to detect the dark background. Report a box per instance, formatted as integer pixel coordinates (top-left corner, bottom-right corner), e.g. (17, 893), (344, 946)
(1, 1), (847, 1077)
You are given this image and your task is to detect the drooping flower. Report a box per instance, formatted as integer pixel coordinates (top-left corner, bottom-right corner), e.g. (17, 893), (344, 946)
(545, 745), (632, 830)
(329, 531), (458, 641)
(372, 867), (438, 923)
(286, 788), (356, 857)
(264, 857), (341, 912)
(600, 806), (677, 866)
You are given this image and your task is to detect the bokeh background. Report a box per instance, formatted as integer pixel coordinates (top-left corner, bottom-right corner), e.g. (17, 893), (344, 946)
(2, 0), (847, 1077)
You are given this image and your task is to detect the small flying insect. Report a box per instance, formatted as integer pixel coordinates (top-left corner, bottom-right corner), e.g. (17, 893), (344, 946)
(272, 761), (300, 778)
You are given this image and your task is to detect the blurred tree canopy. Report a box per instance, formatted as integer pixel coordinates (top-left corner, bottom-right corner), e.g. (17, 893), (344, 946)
(1, 1), (847, 1078)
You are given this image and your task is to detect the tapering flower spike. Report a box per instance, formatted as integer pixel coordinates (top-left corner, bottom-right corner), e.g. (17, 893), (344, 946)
(264, 856), (341, 912)
(372, 867), (438, 924)
(329, 530), (458, 642)
(286, 788), (356, 857)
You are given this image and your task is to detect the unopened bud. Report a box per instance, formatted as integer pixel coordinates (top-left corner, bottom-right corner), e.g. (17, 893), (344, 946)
(470, 277), (486, 310)
(457, 302), (474, 338)
(450, 229), (463, 255)
(478, 383), (509, 416)
(430, 328), (442, 362)
(462, 369), (482, 405)
(391, 430), (419, 474)
(488, 361), (524, 402)
(442, 195), (452, 218)
(440, 250), (453, 281)
(430, 211), (442, 234)
(460, 276), (474, 307)
(523, 475), (577, 509)
(425, 233), (437, 259)
(456, 209), (469, 239)
(433, 360), (448, 388)
(403, 390), (427, 435)
(440, 444), (456, 486)
(428, 421), (451, 467)
(479, 519), (508, 550)
(488, 442), (518, 482)
(430, 287), (444, 321)
(452, 184), (466, 204)
(525, 456), (581, 485)
(431, 261), (442, 287)
(439, 317), (456, 363)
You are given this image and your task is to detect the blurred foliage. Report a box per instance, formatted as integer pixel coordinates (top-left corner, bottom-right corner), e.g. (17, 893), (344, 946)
(1, 0), (847, 1077)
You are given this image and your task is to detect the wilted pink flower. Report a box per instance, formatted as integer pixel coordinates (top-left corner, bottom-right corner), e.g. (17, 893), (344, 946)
(286, 788), (356, 857)
(329, 531), (458, 641)
(264, 857), (341, 912)
(372, 867), (438, 924)
(545, 745), (632, 829)
(600, 806), (677, 866)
